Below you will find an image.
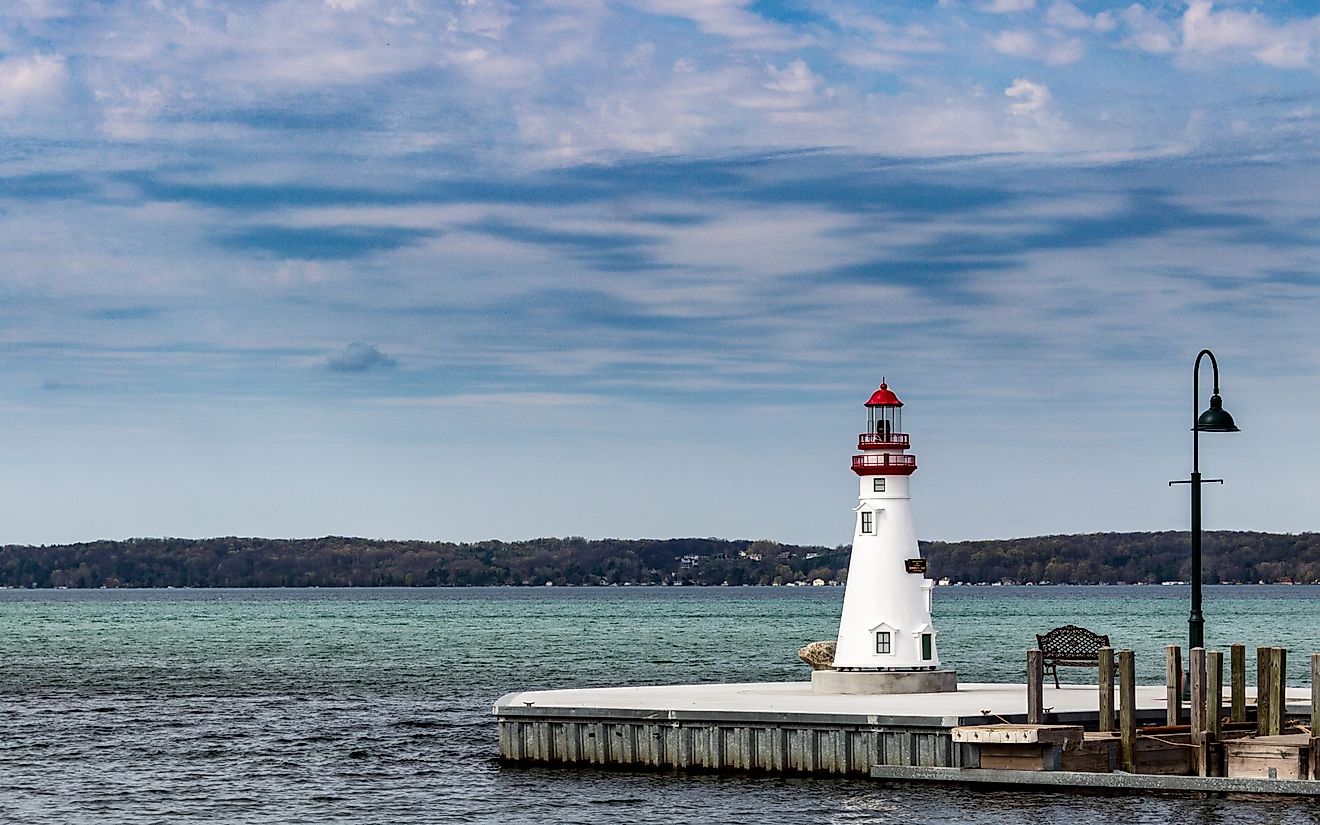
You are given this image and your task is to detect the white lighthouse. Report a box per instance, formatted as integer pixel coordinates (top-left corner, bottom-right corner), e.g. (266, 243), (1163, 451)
(813, 381), (957, 694)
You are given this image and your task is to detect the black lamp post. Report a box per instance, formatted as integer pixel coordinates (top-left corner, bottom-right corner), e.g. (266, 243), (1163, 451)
(1169, 349), (1239, 655)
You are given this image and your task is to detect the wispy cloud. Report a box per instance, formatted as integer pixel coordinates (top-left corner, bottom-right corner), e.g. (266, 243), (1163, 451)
(990, 29), (1085, 64)
(464, 218), (665, 272)
(630, 0), (808, 49)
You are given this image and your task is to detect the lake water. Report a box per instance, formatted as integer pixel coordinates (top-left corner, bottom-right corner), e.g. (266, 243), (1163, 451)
(3, 585), (1320, 824)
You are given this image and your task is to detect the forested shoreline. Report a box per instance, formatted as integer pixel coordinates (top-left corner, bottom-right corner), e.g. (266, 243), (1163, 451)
(3, 531), (1320, 588)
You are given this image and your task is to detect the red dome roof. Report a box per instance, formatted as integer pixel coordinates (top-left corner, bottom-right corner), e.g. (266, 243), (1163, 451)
(864, 382), (903, 407)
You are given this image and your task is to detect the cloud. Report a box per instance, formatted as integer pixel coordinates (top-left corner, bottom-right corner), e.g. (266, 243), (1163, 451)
(1045, 2), (1114, 33)
(629, 0), (805, 49)
(764, 58), (819, 95)
(823, 6), (945, 68)
(2, 1), (1305, 165)
(0, 53), (67, 117)
(989, 29), (1084, 64)
(7, 0), (73, 20)
(1005, 77), (1050, 115)
(1120, 4), (1177, 54)
(325, 342), (397, 372)
(981, 0), (1035, 13)
(1181, 1), (1318, 68)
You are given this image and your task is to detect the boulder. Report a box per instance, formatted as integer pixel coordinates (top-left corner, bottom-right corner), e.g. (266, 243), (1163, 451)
(798, 640), (837, 671)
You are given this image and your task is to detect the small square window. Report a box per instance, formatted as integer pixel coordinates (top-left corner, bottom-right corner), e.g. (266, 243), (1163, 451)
(873, 478), (885, 493)
(875, 631), (891, 654)
(921, 633), (933, 661)
(861, 511), (873, 533)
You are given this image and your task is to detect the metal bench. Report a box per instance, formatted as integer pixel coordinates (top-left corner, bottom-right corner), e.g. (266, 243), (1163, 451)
(1036, 624), (1110, 688)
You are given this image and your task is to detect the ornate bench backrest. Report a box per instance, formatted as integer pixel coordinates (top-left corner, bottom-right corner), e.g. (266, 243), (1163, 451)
(1035, 624), (1110, 664)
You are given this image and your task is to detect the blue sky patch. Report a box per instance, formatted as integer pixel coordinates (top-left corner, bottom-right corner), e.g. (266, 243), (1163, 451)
(220, 225), (439, 260)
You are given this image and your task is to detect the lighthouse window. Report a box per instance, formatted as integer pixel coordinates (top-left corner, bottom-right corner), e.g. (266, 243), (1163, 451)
(861, 511), (873, 534)
(873, 478), (885, 493)
(875, 631), (892, 654)
(921, 633), (933, 661)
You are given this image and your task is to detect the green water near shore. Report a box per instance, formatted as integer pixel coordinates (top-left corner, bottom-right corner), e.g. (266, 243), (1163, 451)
(8, 584), (1311, 687)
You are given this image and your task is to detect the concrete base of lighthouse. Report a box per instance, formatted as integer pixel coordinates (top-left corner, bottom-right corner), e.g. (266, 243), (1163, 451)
(811, 669), (958, 695)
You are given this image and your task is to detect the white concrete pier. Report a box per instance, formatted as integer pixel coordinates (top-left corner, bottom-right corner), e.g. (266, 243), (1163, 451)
(494, 681), (1210, 776)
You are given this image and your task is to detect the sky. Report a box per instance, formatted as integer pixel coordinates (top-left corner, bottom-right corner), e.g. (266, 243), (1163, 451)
(1, 0), (1319, 547)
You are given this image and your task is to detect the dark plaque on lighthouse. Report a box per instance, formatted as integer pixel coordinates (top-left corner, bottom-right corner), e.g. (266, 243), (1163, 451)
(904, 558), (927, 574)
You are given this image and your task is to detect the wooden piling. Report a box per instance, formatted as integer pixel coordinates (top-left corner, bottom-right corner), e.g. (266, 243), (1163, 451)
(1166, 644), (1182, 726)
(1207, 650), (1223, 743)
(1119, 649), (1136, 773)
(1269, 647), (1287, 736)
(1311, 653), (1320, 736)
(1027, 648), (1044, 725)
(1098, 646), (1115, 733)
(1190, 647), (1207, 776)
(1258, 646), (1273, 736)
(1230, 643), (1246, 723)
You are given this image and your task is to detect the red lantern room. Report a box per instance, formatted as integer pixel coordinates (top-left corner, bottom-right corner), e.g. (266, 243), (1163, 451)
(853, 380), (917, 476)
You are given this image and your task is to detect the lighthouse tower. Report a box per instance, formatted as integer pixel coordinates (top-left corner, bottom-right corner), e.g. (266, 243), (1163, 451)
(813, 381), (957, 694)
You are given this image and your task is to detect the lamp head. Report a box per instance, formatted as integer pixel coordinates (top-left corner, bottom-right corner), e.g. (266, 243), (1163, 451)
(1195, 393), (1240, 433)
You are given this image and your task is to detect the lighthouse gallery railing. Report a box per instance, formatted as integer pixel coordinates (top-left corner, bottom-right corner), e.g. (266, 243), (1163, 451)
(851, 454), (916, 470)
(857, 433), (910, 450)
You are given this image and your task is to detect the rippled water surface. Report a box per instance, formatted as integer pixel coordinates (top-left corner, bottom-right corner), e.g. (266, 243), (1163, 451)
(4, 585), (1320, 824)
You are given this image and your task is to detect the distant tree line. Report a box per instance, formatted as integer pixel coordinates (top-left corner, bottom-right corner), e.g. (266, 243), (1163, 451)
(0, 536), (848, 588)
(923, 531), (1320, 585)
(1, 531), (1318, 588)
